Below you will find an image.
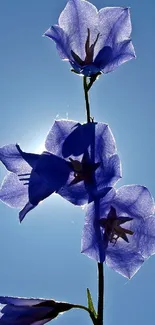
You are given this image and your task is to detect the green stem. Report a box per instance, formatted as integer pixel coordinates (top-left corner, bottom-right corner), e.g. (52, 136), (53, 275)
(73, 304), (97, 324)
(83, 76), (91, 123)
(97, 263), (104, 325)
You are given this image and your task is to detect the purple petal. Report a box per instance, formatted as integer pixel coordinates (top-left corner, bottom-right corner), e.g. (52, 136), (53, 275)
(127, 216), (155, 259)
(44, 25), (72, 61)
(19, 202), (36, 222)
(81, 189), (116, 261)
(94, 46), (113, 70)
(16, 145), (40, 170)
(95, 154), (122, 189)
(96, 7), (132, 54)
(0, 304), (54, 325)
(105, 243), (144, 278)
(113, 185), (155, 220)
(33, 153), (70, 193)
(0, 297), (45, 307)
(0, 173), (28, 208)
(58, 0), (99, 61)
(46, 120), (117, 159)
(0, 297), (73, 325)
(0, 144), (37, 174)
(33, 320), (51, 325)
(45, 120), (77, 156)
(101, 40), (136, 73)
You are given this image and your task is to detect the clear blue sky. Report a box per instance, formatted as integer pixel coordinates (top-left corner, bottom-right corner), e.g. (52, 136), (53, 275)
(0, 0), (155, 324)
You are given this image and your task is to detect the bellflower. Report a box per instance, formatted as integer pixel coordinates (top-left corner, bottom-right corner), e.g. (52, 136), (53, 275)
(0, 296), (73, 324)
(44, 0), (135, 76)
(82, 185), (155, 278)
(0, 120), (121, 221)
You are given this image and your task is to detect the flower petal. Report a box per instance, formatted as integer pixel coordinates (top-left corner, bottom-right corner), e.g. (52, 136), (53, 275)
(58, 0), (99, 60)
(101, 40), (136, 73)
(105, 243), (144, 278)
(0, 297), (73, 325)
(45, 120), (77, 156)
(113, 185), (155, 220)
(0, 144), (39, 174)
(19, 202), (36, 222)
(81, 189), (116, 261)
(0, 173), (28, 208)
(46, 120), (117, 159)
(44, 25), (72, 60)
(33, 153), (70, 193)
(96, 7), (132, 53)
(0, 297), (45, 306)
(95, 154), (122, 189)
(127, 216), (155, 259)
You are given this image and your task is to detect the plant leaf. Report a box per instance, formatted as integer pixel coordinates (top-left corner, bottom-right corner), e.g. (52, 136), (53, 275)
(87, 288), (97, 318)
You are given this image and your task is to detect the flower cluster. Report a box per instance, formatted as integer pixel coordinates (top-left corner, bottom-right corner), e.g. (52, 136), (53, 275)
(0, 0), (154, 323)
(0, 117), (155, 279)
(0, 0), (154, 284)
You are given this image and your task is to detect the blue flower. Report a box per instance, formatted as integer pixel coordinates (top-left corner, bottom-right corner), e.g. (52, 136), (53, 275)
(82, 185), (155, 278)
(0, 296), (73, 324)
(44, 0), (135, 76)
(0, 120), (121, 221)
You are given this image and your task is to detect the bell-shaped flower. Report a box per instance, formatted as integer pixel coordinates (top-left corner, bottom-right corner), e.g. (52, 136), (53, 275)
(0, 296), (73, 325)
(0, 120), (121, 221)
(44, 0), (135, 76)
(43, 119), (121, 204)
(0, 144), (71, 222)
(82, 185), (155, 278)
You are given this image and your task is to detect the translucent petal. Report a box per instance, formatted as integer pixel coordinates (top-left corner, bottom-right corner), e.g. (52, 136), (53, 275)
(58, 0), (99, 60)
(81, 189), (116, 261)
(0, 173), (28, 208)
(96, 7), (132, 54)
(101, 40), (136, 73)
(44, 25), (72, 60)
(113, 185), (155, 220)
(0, 144), (35, 174)
(105, 243), (144, 278)
(45, 120), (79, 156)
(0, 297), (45, 307)
(128, 216), (155, 259)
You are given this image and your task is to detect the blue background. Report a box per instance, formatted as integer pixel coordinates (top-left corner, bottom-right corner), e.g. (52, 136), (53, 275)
(0, 0), (155, 324)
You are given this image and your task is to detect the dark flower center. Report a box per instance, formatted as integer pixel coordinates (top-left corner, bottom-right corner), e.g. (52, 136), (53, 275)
(71, 28), (100, 66)
(68, 156), (100, 186)
(100, 206), (134, 245)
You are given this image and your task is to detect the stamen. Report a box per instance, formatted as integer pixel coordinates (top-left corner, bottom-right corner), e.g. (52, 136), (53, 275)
(68, 156), (100, 186)
(71, 29), (100, 67)
(18, 173), (31, 177)
(84, 29), (100, 64)
(19, 178), (30, 181)
(69, 158), (83, 172)
(100, 207), (134, 245)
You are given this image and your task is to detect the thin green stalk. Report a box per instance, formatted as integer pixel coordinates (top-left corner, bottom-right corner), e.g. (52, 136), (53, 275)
(73, 304), (97, 324)
(97, 263), (104, 325)
(83, 76), (91, 123)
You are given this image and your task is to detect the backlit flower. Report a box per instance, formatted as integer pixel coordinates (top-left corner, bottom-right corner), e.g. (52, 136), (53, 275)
(82, 185), (155, 278)
(0, 120), (121, 220)
(44, 0), (135, 76)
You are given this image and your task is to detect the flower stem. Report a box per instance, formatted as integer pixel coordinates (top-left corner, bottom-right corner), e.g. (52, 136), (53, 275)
(97, 263), (104, 325)
(83, 76), (91, 123)
(73, 304), (97, 324)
